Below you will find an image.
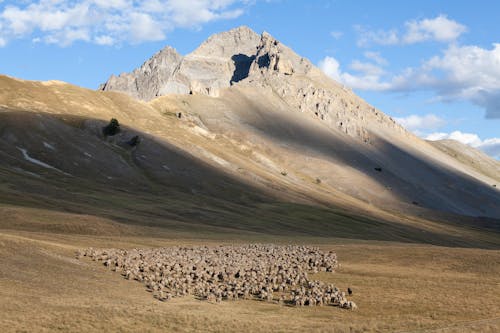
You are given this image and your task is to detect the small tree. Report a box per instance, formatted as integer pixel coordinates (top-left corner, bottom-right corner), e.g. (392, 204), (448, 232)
(103, 118), (120, 136)
(128, 135), (141, 147)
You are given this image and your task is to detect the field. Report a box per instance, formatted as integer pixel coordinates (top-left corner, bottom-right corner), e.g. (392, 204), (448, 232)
(1, 220), (499, 332)
(0, 76), (499, 332)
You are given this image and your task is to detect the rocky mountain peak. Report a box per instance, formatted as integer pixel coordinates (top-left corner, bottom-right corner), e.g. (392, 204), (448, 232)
(99, 27), (311, 100)
(99, 46), (182, 101)
(248, 31), (312, 77)
(100, 26), (264, 99)
(99, 27), (408, 143)
(191, 25), (260, 58)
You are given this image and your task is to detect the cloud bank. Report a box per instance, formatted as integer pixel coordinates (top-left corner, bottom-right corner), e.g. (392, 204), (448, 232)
(394, 114), (446, 132)
(319, 43), (500, 119)
(0, 0), (250, 46)
(355, 15), (467, 47)
(426, 131), (500, 159)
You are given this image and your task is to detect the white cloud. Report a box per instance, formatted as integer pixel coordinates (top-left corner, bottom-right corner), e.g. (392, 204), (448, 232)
(355, 25), (399, 47)
(95, 35), (114, 46)
(165, 0), (244, 27)
(129, 12), (165, 42)
(421, 44), (500, 118)
(426, 131), (500, 159)
(318, 56), (342, 82)
(403, 15), (467, 44)
(0, 0), (251, 46)
(426, 131), (481, 145)
(356, 15), (466, 47)
(319, 43), (500, 118)
(319, 56), (391, 91)
(364, 51), (387, 65)
(395, 114), (446, 132)
(480, 138), (500, 159)
(330, 31), (343, 39)
(44, 28), (91, 46)
(92, 0), (129, 10)
(350, 60), (385, 76)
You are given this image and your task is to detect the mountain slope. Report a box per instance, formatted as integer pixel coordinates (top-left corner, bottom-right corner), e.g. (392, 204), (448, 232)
(0, 27), (499, 248)
(429, 139), (500, 183)
(100, 26), (500, 219)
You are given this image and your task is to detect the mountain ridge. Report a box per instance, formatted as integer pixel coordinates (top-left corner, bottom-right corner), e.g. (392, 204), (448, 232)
(100, 26), (412, 146)
(0, 27), (499, 245)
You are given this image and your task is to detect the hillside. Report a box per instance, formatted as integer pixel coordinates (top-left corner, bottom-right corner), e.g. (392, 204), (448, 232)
(0, 27), (499, 249)
(1, 26), (500, 333)
(429, 139), (500, 183)
(100, 26), (499, 221)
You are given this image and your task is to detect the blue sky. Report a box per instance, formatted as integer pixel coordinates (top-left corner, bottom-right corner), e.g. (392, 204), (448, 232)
(0, 0), (499, 158)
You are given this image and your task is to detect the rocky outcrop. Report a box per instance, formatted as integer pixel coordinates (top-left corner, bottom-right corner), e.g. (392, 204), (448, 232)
(99, 46), (182, 101)
(242, 31), (406, 143)
(100, 26), (260, 99)
(248, 31), (312, 77)
(100, 26), (409, 143)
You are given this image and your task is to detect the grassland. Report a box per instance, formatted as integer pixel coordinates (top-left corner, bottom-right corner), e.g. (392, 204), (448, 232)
(0, 75), (499, 332)
(1, 227), (499, 333)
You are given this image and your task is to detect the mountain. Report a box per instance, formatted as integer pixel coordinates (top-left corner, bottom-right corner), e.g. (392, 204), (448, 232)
(99, 26), (261, 99)
(1, 27), (499, 247)
(2, 26), (500, 333)
(429, 139), (500, 183)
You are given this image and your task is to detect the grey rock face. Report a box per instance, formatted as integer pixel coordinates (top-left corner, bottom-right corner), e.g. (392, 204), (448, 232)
(242, 31), (407, 142)
(99, 46), (182, 101)
(100, 26), (261, 99)
(100, 26), (409, 142)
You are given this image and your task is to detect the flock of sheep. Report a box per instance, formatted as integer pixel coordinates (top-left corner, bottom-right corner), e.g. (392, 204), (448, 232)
(78, 244), (357, 310)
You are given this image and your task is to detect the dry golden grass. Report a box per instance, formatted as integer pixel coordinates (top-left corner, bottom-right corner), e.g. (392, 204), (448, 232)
(0, 74), (499, 333)
(1, 229), (499, 333)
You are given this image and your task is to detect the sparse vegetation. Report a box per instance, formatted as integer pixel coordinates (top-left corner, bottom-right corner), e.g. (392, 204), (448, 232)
(103, 118), (121, 136)
(127, 135), (140, 147)
(281, 170), (287, 176)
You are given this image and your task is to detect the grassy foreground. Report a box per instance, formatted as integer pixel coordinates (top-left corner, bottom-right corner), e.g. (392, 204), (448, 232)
(0, 226), (499, 333)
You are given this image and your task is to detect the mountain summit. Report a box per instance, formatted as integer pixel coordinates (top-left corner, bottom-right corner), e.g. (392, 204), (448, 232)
(100, 26), (407, 144)
(99, 26), (261, 99)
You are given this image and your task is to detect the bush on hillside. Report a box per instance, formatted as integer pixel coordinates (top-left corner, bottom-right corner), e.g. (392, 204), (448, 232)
(103, 118), (120, 136)
(128, 135), (141, 147)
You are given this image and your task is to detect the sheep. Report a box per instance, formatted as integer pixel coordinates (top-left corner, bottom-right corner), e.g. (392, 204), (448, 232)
(79, 244), (354, 310)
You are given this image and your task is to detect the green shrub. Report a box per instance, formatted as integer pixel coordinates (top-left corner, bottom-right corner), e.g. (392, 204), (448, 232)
(103, 118), (120, 136)
(128, 135), (140, 147)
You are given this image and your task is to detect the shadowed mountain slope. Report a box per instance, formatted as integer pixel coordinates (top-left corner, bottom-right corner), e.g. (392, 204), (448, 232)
(429, 139), (500, 183)
(1, 27), (499, 247)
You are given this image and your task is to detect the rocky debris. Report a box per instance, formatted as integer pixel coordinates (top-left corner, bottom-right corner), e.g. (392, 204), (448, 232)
(79, 244), (355, 309)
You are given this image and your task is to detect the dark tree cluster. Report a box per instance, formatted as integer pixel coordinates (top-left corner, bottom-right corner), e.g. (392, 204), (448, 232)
(103, 118), (121, 136)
